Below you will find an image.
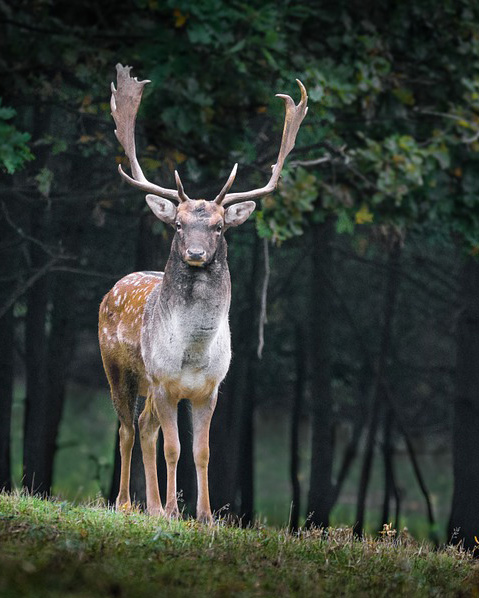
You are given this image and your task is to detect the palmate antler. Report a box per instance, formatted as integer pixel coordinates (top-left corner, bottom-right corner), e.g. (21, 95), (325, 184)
(111, 64), (308, 205)
(217, 80), (308, 206)
(111, 64), (189, 202)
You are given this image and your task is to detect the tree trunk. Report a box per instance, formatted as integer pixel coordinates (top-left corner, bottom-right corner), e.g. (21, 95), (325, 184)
(0, 305), (14, 490)
(177, 399), (196, 515)
(43, 272), (77, 490)
(380, 407), (396, 529)
(330, 360), (371, 508)
(208, 366), (240, 515)
(0, 199), (19, 490)
(23, 206), (51, 493)
(449, 257), (479, 549)
(238, 358), (256, 524)
(235, 233), (262, 524)
(290, 325), (306, 531)
(354, 238), (401, 537)
(306, 217), (335, 528)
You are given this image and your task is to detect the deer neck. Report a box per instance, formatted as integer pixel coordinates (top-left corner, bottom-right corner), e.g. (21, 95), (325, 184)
(158, 235), (231, 335)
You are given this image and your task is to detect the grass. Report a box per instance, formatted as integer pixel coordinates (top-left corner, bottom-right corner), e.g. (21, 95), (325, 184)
(1, 493), (478, 597)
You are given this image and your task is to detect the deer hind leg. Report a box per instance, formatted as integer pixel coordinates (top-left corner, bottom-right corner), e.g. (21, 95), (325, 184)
(191, 392), (218, 524)
(138, 392), (164, 516)
(106, 362), (138, 511)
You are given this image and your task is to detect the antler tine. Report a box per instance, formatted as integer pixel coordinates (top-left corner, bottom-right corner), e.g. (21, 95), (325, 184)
(214, 163), (238, 204)
(111, 63), (182, 203)
(220, 79), (308, 206)
(174, 170), (190, 202)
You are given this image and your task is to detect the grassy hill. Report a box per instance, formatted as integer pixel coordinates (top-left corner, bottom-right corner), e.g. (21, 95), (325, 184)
(0, 493), (478, 597)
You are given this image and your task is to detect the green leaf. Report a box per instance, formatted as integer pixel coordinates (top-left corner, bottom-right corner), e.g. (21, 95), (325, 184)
(336, 210), (354, 235)
(35, 167), (54, 198)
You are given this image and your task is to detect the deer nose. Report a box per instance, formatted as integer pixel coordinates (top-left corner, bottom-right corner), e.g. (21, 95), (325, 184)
(186, 248), (206, 261)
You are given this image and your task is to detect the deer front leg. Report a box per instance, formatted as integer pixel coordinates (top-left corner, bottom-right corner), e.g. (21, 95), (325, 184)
(157, 395), (181, 518)
(191, 393), (217, 524)
(139, 396), (164, 516)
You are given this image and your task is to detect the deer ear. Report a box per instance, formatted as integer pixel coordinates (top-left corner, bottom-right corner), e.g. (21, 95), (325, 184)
(224, 201), (256, 228)
(146, 194), (177, 224)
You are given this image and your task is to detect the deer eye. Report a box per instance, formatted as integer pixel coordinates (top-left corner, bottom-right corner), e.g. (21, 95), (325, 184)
(176, 222), (182, 231)
(216, 223), (223, 233)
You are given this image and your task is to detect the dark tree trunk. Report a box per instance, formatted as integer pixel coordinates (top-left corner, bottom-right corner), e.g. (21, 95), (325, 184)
(236, 234), (262, 525)
(0, 200), (19, 491)
(331, 361), (371, 508)
(380, 407), (396, 529)
(23, 206), (51, 493)
(383, 384), (436, 541)
(0, 305), (14, 490)
(43, 272), (77, 489)
(449, 257), (479, 549)
(209, 367), (240, 515)
(290, 325), (305, 531)
(177, 399), (196, 515)
(238, 361), (256, 524)
(130, 396), (147, 506)
(109, 429), (121, 504)
(306, 217), (335, 528)
(354, 239), (401, 537)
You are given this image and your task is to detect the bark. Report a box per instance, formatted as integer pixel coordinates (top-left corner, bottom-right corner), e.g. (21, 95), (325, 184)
(354, 239), (401, 537)
(306, 217), (335, 528)
(449, 256), (479, 549)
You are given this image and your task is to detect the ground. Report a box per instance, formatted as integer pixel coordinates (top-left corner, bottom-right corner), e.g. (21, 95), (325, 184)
(0, 494), (478, 597)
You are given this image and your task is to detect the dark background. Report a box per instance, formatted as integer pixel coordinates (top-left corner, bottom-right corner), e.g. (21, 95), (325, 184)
(1, 0), (479, 548)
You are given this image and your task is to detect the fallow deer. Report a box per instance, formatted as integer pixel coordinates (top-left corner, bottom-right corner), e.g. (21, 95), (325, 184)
(99, 64), (308, 522)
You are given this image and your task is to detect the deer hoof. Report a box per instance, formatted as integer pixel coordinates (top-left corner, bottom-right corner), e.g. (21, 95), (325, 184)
(147, 505), (165, 517)
(116, 500), (132, 513)
(165, 504), (180, 519)
(197, 511), (214, 525)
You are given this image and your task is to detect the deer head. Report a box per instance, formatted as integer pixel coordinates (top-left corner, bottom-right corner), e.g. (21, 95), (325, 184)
(111, 64), (308, 266)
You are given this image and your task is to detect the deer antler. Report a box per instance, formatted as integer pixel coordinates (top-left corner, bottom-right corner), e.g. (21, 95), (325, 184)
(111, 63), (188, 203)
(218, 79), (308, 206)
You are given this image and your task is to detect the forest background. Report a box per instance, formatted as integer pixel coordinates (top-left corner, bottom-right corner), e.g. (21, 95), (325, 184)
(1, 0), (479, 550)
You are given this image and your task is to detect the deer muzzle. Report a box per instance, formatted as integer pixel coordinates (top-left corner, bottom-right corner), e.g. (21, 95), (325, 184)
(186, 247), (207, 266)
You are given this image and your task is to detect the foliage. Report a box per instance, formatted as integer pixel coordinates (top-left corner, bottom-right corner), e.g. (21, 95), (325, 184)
(0, 99), (34, 174)
(256, 168), (318, 244)
(3, 1), (479, 246)
(1, 494), (478, 598)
